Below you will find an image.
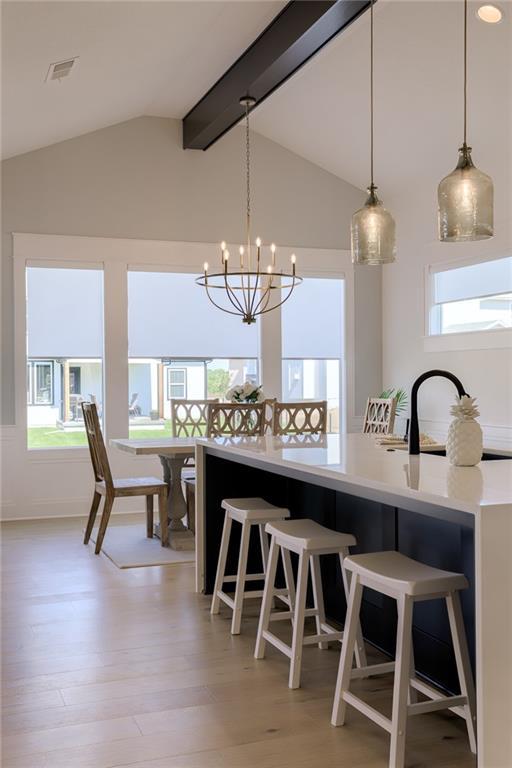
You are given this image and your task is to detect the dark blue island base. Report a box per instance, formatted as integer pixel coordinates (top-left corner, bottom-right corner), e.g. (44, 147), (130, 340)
(203, 452), (475, 695)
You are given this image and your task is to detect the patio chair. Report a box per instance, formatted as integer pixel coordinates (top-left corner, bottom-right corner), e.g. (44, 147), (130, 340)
(272, 401), (327, 435)
(81, 402), (168, 554)
(129, 393), (142, 417)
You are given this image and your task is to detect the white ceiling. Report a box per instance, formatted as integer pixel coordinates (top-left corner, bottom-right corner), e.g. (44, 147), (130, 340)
(1, 0), (284, 158)
(2, 0), (510, 196)
(250, 0), (511, 192)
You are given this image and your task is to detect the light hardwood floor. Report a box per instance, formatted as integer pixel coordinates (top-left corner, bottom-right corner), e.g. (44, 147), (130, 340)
(1, 515), (476, 768)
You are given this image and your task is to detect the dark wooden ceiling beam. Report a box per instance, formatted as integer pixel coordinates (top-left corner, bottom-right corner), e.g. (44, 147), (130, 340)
(182, 0), (372, 150)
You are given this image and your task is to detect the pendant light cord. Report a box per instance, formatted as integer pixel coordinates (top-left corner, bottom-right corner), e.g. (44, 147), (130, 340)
(463, 0), (467, 146)
(370, 0), (374, 186)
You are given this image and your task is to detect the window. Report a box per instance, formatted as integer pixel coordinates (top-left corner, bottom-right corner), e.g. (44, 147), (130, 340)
(27, 361), (54, 405)
(167, 368), (187, 399)
(26, 267), (104, 448)
(282, 277), (344, 433)
(429, 257), (512, 336)
(127, 271), (259, 437)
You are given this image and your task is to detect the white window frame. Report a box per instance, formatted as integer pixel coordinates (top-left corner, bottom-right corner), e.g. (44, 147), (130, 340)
(13, 234), (355, 458)
(424, 253), (512, 352)
(27, 360), (55, 406)
(167, 367), (187, 400)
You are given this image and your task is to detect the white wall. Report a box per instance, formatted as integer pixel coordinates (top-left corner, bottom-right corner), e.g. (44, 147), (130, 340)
(383, 169), (512, 448)
(1, 116), (381, 425)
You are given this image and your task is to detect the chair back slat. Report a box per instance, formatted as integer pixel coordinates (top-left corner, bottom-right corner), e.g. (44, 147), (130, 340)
(272, 400), (327, 436)
(81, 402), (113, 488)
(171, 399), (219, 437)
(207, 403), (265, 437)
(362, 397), (397, 435)
(263, 398), (277, 434)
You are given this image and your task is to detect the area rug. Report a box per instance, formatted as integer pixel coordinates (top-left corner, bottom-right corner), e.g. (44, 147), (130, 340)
(89, 524), (195, 569)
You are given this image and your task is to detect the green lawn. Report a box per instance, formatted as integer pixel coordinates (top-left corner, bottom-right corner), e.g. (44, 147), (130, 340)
(28, 421), (175, 449)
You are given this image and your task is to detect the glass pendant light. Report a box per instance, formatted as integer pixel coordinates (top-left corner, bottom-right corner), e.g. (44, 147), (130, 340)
(352, 0), (396, 265)
(438, 0), (494, 241)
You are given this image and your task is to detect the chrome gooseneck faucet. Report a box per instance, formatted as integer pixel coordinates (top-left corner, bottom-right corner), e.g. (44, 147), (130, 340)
(409, 370), (468, 455)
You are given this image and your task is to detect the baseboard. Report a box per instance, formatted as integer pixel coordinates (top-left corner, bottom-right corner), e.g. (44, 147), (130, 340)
(0, 509), (144, 522)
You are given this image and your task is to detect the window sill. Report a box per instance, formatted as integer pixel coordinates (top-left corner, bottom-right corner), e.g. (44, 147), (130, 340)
(424, 328), (512, 352)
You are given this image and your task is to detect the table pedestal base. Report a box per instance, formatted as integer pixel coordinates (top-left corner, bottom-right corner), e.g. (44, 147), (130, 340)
(158, 454), (196, 551)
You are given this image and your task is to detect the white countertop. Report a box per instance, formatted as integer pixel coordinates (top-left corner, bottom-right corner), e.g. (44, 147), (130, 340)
(197, 433), (512, 515)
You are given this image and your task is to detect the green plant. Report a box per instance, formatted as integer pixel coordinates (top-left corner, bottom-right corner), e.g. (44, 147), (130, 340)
(207, 368), (230, 399)
(379, 387), (408, 416)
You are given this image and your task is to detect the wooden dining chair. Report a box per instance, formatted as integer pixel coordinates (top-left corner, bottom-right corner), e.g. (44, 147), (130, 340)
(362, 397), (397, 435)
(81, 402), (168, 554)
(207, 403), (266, 437)
(263, 398), (277, 434)
(171, 399), (219, 438)
(272, 400), (328, 435)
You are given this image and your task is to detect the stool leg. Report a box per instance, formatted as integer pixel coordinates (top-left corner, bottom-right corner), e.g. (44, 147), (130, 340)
(289, 552), (309, 689)
(231, 521), (251, 635)
(339, 551), (367, 669)
(408, 642), (418, 705)
(310, 555), (328, 650)
(446, 591), (477, 754)
(255, 537), (279, 659)
(331, 573), (363, 726)
(282, 547), (296, 615)
(210, 513), (233, 615)
(389, 594), (414, 768)
(258, 523), (270, 571)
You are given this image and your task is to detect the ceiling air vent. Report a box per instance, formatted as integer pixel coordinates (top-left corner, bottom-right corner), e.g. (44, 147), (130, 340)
(45, 57), (79, 82)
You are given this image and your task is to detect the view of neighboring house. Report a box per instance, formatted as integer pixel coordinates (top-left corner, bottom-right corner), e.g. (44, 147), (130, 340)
(26, 268), (343, 445)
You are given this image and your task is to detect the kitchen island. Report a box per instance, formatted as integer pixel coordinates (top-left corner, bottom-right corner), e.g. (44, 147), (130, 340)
(195, 433), (512, 768)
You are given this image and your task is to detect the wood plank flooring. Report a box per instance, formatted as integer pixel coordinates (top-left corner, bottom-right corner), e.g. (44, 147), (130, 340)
(1, 515), (476, 768)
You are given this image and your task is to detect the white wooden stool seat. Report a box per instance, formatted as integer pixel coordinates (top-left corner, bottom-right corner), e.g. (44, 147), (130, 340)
(222, 498), (290, 524)
(255, 519), (367, 689)
(331, 550), (477, 768)
(344, 551), (468, 597)
(266, 519), (356, 554)
(211, 498), (291, 635)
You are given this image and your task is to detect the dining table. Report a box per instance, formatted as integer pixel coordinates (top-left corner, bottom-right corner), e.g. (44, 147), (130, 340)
(110, 436), (196, 550)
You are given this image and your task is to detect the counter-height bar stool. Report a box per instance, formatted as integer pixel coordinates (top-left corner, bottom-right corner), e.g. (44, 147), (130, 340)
(211, 498), (292, 635)
(255, 519), (367, 689)
(331, 551), (477, 768)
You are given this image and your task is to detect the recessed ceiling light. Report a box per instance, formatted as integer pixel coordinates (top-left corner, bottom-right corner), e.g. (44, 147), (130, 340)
(477, 5), (503, 23)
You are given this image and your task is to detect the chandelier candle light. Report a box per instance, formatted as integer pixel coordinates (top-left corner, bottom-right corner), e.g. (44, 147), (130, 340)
(351, 0), (396, 265)
(437, 0), (494, 241)
(196, 97), (302, 324)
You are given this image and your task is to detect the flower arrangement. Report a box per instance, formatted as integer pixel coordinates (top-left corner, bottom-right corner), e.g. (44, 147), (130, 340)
(226, 381), (265, 404)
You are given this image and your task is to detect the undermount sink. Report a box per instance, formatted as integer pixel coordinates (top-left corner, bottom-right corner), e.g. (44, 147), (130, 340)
(422, 449), (510, 462)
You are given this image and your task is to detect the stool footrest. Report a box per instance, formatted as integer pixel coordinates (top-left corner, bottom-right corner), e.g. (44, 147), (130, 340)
(410, 677), (467, 718)
(223, 573), (265, 584)
(270, 607), (318, 622)
(303, 631), (343, 645)
(342, 691), (392, 733)
(262, 630), (292, 659)
(408, 695), (467, 717)
(350, 661), (396, 680)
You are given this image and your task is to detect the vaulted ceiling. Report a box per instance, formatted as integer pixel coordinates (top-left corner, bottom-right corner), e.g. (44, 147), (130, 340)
(2, 1), (510, 196)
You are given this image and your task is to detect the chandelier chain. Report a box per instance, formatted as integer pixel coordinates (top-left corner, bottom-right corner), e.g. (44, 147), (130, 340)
(245, 101), (251, 228)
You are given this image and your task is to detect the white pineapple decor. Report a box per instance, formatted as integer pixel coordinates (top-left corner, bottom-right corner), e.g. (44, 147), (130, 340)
(446, 395), (483, 467)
